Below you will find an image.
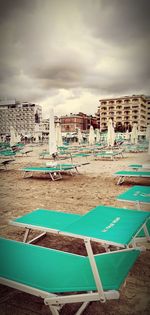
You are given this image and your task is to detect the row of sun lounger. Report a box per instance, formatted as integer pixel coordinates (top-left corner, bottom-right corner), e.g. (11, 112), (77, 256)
(0, 149), (149, 314)
(1, 204), (150, 314)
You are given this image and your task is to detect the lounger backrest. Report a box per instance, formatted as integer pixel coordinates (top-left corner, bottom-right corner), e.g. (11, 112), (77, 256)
(0, 237), (94, 293)
(94, 249), (140, 290)
(0, 237), (140, 294)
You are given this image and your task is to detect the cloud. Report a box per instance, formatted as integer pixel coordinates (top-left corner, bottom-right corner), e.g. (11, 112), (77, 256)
(0, 0), (149, 117)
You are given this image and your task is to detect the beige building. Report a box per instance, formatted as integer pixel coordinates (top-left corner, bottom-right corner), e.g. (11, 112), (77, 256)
(97, 95), (149, 132)
(0, 99), (42, 136)
(146, 96), (150, 126)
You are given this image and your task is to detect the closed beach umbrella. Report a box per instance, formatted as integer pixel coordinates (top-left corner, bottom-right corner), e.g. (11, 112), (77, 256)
(146, 125), (150, 141)
(10, 126), (18, 146)
(77, 128), (83, 144)
(131, 123), (138, 144)
(146, 125), (150, 155)
(95, 129), (100, 143)
(107, 119), (115, 147)
(49, 107), (57, 155)
(125, 130), (130, 140)
(88, 125), (95, 145)
(56, 123), (63, 147)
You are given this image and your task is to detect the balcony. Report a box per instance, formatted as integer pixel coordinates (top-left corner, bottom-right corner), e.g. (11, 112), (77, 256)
(109, 111), (114, 115)
(101, 102), (107, 105)
(132, 98), (139, 102)
(116, 116), (122, 120)
(116, 100), (122, 104)
(132, 105), (139, 109)
(123, 99), (130, 103)
(124, 106), (130, 110)
(101, 107), (107, 110)
(116, 111), (122, 115)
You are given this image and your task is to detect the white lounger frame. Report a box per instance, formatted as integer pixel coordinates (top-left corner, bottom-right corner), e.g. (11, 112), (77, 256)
(23, 170), (63, 181)
(22, 167), (79, 181)
(10, 216), (150, 249)
(116, 174), (150, 185)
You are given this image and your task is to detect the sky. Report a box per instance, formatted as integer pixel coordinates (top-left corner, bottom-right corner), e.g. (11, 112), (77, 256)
(0, 0), (150, 118)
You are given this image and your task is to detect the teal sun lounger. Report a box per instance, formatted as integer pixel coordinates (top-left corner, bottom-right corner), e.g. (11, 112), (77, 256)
(116, 185), (150, 208)
(128, 164), (150, 170)
(21, 165), (77, 181)
(114, 170), (150, 185)
(10, 206), (150, 248)
(0, 237), (141, 315)
(94, 150), (123, 160)
(116, 186), (150, 238)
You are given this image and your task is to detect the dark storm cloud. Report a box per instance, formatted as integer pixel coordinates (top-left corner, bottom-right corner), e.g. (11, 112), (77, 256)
(0, 0), (149, 113)
(31, 57), (87, 89)
(0, 0), (36, 22)
(81, 0), (150, 43)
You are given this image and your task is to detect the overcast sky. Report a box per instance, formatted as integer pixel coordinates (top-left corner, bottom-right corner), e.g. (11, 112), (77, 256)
(0, 0), (150, 117)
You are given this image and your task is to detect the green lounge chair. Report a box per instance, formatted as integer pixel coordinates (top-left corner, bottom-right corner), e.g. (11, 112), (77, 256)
(21, 165), (77, 181)
(0, 150), (16, 157)
(45, 163), (84, 174)
(94, 150), (123, 160)
(116, 185), (150, 239)
(0, 237), (141, 315)
(116, 185), (150, 208)
(10, 206), (150, 248)
(114, 170), (150, 185)
(128, 164), (150, 170)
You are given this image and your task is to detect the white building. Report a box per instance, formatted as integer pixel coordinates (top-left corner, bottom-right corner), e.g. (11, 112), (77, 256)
(97, 94), (149, 132)
(0, 99), (42, 137)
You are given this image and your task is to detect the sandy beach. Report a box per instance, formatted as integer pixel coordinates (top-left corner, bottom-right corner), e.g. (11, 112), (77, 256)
(0, 146), (150, 315)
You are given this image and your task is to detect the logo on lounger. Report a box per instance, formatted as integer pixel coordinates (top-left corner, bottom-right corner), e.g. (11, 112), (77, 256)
(102, 217), (120, 232)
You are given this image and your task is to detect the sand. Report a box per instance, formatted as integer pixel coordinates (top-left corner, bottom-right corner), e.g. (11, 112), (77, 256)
(0, 146), (150, 315)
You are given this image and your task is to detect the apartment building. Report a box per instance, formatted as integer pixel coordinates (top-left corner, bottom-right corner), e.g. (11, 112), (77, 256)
(0, 99), (42, 136)
(146, 96), (150, 126)
(60, 112), (98, 132)
(97, 95), (148, 132)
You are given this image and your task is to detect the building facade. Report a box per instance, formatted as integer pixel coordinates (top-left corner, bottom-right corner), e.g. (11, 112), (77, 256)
(60, 112), (98, 132)
(0, 99), (42, 137)
(146, 96), (150, 126)
(97, 95), (149, 132)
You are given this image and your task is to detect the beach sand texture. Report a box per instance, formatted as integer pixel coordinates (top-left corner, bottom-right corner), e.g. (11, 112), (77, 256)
(0, 146), (150, 315)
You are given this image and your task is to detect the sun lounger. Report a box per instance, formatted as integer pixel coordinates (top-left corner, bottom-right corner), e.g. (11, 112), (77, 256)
(116, 185), (150, 239)
(0, 237), (141, 315)
(114, 170), (150, 185)
(21, 165), (78, 181)
(116, 185), (150, 208)
(94, 150), (123, 160)
(45, 163), (84, 174)
(0, 150), (16, 157)
(128, 164), (150, 170)
(10, 206), (150, 248)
